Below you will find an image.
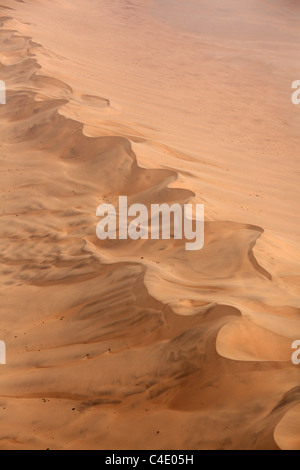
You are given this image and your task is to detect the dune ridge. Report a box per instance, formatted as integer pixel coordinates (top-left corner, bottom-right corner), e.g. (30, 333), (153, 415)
(0, 2), (299, 450)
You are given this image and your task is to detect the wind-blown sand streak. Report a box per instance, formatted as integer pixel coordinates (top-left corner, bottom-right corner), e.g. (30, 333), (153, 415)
(0, 0), (299, 450)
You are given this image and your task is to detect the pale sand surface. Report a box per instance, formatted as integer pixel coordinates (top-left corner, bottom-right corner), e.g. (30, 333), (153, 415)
(0, 0), (299, 449)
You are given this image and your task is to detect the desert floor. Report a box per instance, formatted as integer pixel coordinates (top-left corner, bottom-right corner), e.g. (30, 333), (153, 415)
(0, 0), (299, 450)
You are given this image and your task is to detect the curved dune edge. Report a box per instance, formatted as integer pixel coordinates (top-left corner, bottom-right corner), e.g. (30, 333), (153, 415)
(274, 403), (300, 451)
(0, 6), (299, 450)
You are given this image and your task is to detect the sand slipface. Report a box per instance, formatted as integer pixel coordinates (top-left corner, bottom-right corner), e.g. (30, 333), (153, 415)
(0, 0), (299, 450)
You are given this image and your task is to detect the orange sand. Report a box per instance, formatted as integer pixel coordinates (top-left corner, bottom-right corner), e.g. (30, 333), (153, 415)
(0, 0), (299, 450)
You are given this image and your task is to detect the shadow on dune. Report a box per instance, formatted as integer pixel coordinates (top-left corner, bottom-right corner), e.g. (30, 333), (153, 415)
(0, 13), (298, 450)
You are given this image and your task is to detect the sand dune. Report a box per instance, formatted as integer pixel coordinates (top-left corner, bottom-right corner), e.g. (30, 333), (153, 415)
(0, 0), (299, 450)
